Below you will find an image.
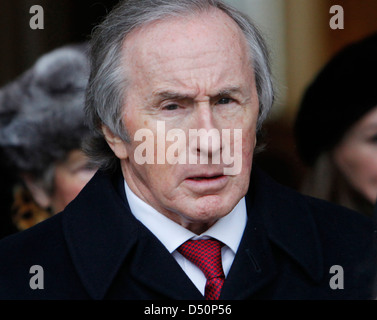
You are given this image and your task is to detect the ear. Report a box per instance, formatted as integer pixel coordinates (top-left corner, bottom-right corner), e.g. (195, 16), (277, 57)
(22, 174), (51, 209)
(254, 136), (257, 148)
(102, 125), (129, 160)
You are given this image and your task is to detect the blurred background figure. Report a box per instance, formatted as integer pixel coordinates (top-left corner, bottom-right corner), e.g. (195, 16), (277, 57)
(294, 32), (377, 217)
(0, 43), (97, 234)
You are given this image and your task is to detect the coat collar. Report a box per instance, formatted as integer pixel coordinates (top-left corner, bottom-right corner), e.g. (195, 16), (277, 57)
(248, 166), (324, 283)
(62, 165), (323, 299)
(62, 167), (203, 300)
(62, 167), (139, 299)
(220, 166), (323, 299)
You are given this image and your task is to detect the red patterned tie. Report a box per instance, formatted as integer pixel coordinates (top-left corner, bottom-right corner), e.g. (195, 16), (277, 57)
(178, 239), (225, 300)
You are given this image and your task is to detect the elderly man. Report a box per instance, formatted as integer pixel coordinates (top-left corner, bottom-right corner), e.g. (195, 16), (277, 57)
(0, 0), (376, 300)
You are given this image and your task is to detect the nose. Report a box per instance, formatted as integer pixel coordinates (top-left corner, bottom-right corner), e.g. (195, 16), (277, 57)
(189, 103), (222, 164)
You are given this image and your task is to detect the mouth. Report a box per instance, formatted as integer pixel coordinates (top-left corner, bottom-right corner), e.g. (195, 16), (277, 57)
(184, 173), (229, 193)
(188, 174), (224, 181)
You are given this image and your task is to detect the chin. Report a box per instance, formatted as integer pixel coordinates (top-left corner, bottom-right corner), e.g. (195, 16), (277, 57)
(189, 194), (237, 220)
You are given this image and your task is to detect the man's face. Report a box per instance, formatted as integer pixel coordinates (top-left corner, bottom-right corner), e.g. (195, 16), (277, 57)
(110, 10), (260, 233)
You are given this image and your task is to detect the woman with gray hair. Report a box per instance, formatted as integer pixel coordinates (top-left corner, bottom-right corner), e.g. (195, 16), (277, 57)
(0, 43), (97, 231)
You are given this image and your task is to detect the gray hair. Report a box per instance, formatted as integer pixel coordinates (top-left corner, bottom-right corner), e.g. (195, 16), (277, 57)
(0, 43), (91, 191)
(84, 0), (275, 169)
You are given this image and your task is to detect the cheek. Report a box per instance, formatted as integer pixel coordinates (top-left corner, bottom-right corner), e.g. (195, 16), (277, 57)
(348, 154), (377, 203)
(335, 145), (377, 199)
(129, 147), (178, 194)
(241, 119), (257, 163)
(355, 155), (377, 191)
(240, 133), (255, 182)
(335, 149), (363, 183)
(338, 147), (374, 176)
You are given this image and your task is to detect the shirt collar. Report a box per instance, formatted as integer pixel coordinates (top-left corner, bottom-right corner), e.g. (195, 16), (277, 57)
(124, 179), (247, 254)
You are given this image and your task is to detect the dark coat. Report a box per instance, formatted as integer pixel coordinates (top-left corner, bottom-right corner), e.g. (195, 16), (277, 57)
(0, 166), (376, 300)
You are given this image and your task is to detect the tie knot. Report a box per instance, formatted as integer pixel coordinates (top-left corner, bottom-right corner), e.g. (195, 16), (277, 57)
(178, 239), (224, 280)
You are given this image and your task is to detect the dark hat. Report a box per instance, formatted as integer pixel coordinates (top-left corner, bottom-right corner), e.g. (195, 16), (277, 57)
(294, 32), (377, 166)
(0, 43), (90, 175)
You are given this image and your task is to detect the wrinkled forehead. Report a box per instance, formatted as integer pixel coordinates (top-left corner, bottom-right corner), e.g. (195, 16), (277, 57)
(121, 8), (252, 71)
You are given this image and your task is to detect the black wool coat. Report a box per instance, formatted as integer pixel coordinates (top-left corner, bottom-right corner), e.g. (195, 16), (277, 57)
(0, 166), (376, 299)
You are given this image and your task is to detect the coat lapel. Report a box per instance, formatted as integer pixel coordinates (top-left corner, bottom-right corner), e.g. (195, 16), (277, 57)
(220, 207), (278, 299)
(221, 166), (324, 299)
(63, 168), (203, 299)
(128, 225), (204, 299)
(253, 166), (324, 283)
(62, 168), (140, 299)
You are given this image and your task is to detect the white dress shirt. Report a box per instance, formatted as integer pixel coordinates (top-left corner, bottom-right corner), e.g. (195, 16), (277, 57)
(124, 179), (247, 296)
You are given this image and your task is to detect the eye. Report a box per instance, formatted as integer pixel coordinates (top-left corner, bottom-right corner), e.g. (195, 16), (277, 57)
(216, 97), (234, 105)
(163, 104), (180, 111)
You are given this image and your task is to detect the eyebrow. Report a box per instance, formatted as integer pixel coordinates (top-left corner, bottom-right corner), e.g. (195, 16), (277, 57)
(215, 86), (243, 97)
(152, 91), (191, 101)
(151, 86), (243, 101)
